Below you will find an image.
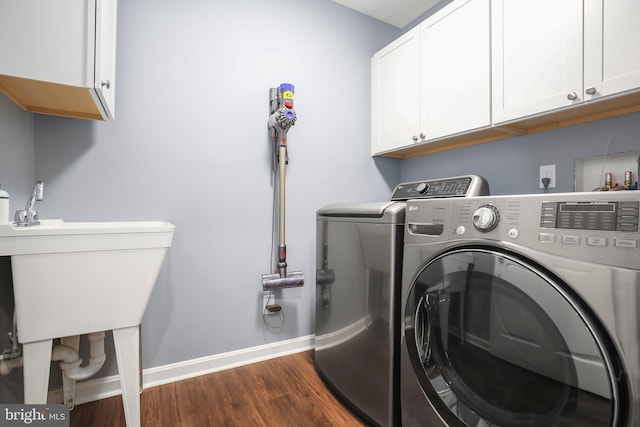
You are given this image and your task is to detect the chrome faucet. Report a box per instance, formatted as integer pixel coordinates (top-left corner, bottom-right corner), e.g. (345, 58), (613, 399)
(14, 181), (44, 227)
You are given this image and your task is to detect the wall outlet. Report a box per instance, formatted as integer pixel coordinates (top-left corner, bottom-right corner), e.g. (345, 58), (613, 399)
(539, 164), (556, 188)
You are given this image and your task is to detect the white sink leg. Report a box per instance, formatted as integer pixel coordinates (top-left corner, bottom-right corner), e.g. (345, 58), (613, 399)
(22, 339), (53, 404)
(113, 326), (141, 427)
(60, 335), (80, 409)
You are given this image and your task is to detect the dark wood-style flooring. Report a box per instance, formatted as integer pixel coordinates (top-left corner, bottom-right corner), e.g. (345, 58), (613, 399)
(70, 350), (367, 426)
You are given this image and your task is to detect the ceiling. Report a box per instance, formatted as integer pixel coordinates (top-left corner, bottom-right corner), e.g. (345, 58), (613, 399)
(330, 0), (441, 28)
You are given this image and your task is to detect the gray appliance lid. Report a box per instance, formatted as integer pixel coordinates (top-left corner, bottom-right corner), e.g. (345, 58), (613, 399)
(317, 201), (400, 218)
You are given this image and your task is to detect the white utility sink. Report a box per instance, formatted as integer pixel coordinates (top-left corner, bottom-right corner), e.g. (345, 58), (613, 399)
(0, 219), (174, 342)
(1, 219), (175, 427)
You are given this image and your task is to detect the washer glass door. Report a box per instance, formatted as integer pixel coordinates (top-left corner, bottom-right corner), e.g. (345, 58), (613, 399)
(405, 248), (620, 427)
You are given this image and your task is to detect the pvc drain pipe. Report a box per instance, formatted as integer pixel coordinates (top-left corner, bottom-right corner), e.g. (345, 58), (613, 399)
(0, 332), (106, 381)
(52, 332), (106, 381)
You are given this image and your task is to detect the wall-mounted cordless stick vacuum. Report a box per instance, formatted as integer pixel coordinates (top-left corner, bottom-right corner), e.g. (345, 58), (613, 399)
(262, 83), (305, 290)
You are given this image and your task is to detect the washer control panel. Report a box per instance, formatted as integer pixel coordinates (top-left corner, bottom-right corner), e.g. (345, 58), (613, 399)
(390, 175), (489, 201)
(540, 201), (639, 232)
(405, 191), (640, 269)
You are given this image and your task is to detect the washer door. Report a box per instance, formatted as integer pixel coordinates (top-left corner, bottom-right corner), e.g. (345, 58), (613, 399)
(405, 248), (621, 427)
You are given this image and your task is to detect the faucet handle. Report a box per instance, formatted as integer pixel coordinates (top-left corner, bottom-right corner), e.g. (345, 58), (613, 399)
(14, 210), (27, 224)
(34, 181), (44, 201)
(14, 181), (44, 227)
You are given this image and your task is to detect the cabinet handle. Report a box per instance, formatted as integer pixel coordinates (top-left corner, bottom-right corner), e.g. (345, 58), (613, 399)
(419, 133), (425, 139)
(412, 135), (419, 142)
(567, 92), (578, 101)
(585, 87), (597, 95)
(101, 80), (111, 89)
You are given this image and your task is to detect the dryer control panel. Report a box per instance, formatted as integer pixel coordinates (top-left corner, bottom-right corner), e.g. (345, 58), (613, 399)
(390, 174), (489, 201)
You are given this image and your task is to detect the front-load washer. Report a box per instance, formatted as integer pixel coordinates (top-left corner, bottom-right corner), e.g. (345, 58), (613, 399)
(315, 175), (490, 427)
(400, 191), (640, 426)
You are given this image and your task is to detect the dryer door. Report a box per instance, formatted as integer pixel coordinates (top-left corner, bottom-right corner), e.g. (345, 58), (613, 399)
(404, 248), (622, 427)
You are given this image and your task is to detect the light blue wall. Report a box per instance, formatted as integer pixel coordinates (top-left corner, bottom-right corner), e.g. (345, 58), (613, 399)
(401, 112), (640, 195)
(0, 94), (35, 206)
(32, 0), (401, 376)
(0, 94), (35, 403)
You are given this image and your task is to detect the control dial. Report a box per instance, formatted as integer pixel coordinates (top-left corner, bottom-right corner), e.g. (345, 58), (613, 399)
(472, 205), (500, 232)
(416, 182), (430, 194)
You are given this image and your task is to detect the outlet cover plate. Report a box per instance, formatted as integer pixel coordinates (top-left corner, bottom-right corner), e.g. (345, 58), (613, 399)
(540, 164), (556, 188)
(263, 293), (277, 314)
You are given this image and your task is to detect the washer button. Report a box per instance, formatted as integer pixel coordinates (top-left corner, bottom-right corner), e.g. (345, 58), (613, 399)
(615, 238), (638, 249)
(561, 234), (580, 245)
(538, 233), (556, 243)
(455, 226), (466, 235)
(508, 228), (519, 239)
(586, 237), (607, 247)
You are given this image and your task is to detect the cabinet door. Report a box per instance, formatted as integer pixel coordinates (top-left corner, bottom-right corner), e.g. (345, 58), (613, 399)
(0, 0), (117, 120)
(93, 0), (118, 119)
(421, 0), (490, 140)
(371, 27), (421, 155)
(0, 0), (92, 87)
(584, 0), (640, 100)
(491, 0), (583, 124)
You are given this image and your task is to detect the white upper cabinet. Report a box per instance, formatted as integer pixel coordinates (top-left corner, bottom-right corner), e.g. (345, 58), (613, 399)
(372, 0), (640, 158)
(371, 27), (422, 155)
(584, 0), (640, 100)
(94, 0), (118, 119)
(421, 0), (490, 140)
(0, 0), (117, 120)
(492, 0), (640, 125)
(491, 0), (583, 124)
(372, 0), (491, 155)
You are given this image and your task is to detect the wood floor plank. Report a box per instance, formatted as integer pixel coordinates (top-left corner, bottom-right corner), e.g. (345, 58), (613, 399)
(268, 355), (356, 426)
(70, 350), (366, 427)
(216, 370), (268, 426)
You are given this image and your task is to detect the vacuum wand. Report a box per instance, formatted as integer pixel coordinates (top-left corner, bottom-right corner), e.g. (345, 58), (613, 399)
(262, 83), (304, 290)
(277, 144), (288, 277)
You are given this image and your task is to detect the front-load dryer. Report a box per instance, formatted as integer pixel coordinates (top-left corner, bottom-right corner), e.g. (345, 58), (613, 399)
(400, 191), (639, 426)
(315, 175), (489, 427)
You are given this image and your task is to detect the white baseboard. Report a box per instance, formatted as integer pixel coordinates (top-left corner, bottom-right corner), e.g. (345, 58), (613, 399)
(48, 334), (315, 406)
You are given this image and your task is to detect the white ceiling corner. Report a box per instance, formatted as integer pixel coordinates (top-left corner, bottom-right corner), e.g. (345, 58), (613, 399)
(330, 0), (441, 28)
